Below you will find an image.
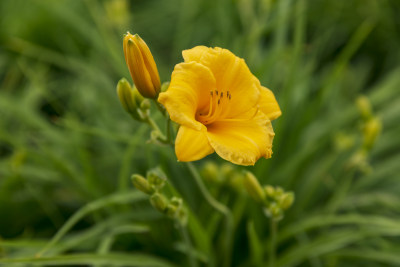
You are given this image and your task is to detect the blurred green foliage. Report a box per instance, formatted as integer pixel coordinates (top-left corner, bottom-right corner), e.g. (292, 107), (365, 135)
(1, 0), (400, 266)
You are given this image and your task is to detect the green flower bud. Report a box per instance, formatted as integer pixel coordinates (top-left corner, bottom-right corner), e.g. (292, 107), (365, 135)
(131, 174), (154, 195)
(140, 99), (151, 110)
(264, 185), (275, 198)
(243, 171), (265, 203)
(165, 203), (178, 218)
(147, 168), (167, 190)
(178, 208), (188, 226)
(161, 81), (170, 93)
(280, 192), (295, 210)
(356, 95), (372, 120)
(275, 186), (284, 197)
(362, 117), (382, 151)
(170, 197), (183, 208)
(116, 78), (141, 120)
(150, 193), (167, 213)
(201, 161), (219, 183)
(265, 203), (283, 221)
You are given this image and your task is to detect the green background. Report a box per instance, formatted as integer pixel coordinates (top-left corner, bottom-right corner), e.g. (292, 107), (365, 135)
(1, 0), (400, 266)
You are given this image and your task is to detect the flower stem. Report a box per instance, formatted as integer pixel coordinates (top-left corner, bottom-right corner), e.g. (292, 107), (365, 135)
(152, 99), (167, 116)
(269, 219), (278, 267)
(179, 223), (198, 267)
(186, 162), (233, 267)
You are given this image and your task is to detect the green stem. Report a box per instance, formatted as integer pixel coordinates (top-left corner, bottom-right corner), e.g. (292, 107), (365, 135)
(186, 162), (233, 267)
(269, 219), (278, 267)
(179, 223), (198, 267)
(152, 99), (167, 117)
(142, 114), (170, 144)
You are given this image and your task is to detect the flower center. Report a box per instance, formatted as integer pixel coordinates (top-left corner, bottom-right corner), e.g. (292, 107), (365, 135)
(196, 90), (231, 125)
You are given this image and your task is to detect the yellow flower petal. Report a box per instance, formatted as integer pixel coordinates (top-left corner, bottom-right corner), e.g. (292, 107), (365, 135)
(158, 62), (216, 131)
(182, 46), (210, 63)
(258, 86), (282, 121)
(175, 126), (214, 162)
(185, 47), (260, 118)
(206, 110), (275, 166)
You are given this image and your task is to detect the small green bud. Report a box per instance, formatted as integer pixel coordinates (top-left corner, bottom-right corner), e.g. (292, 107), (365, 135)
(161, 81), (170, 93)
(170, 197), (183, 208)
(150, 193), (167, 213)
(264, 185), (275, 198)
(275, 186), (284, 197)
(280, 192), (295, 210)
(165, 203), (178, 218)
(177, 208), (188, 226)
(221, 163), (235, 180)
(140, 99), (151, 110)
(362, 117), (382, 151)
(116, 78), (141, 120)
(356, 95), (372, 120)
(265, 203), (283, 221)
(243, 171), (265, 203)
(131, 174), (154, 195)
(147, 167), (167, 190)
(201, 161), (219, 182)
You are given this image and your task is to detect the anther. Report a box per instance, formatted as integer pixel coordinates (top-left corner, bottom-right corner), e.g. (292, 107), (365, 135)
(221, 92), (223, 98)
(218, 99), (220, 105)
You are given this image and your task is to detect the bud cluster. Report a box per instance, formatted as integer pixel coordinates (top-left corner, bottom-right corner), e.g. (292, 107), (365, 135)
(200, 161), (247, 192)
(243, 171), (294, 221)
(347, 95), (382, 172)
(131, 168), (187, 225)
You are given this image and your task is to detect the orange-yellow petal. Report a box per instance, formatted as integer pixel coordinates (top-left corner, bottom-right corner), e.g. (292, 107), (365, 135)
(186, 47), (260, 118)
(175, 126), (214, 162)
(258, 86), (282, 121)
(158, 62), (216, 131)
(206, 110), (275, 166)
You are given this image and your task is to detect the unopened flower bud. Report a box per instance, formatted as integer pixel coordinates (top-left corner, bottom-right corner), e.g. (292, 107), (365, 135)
(116, 78), (141, 120)
(166, 204), (178, 218)
(161, 81), (170, 93)
(177, 208), (188, 226)
(275, 186), (284, 197)
(131, 174), (154, 195)
(356, 95), (372, 120)
(265, 203), (283, 221)
(150, 193), (167, 212)
(147, 168), (167, 190)
(123, 33), (161, 98)
(221, 163), (235, 178)
(280, 192), (294, 210)
(140, 99), (151, 111)
(243, 171), (265, 203)
(363, 117), (382, 151)
(264, 185), (275, 198)
(201, 161), (219, 182)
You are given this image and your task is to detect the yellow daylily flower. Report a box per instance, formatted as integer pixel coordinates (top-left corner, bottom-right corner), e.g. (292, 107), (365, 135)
(123, 33), (161, 98)
(158, 46), (281, 166)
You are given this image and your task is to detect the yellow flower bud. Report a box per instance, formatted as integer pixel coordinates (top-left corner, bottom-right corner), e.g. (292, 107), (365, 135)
(243, 171), (265, 203)
(123, 33), (161, 98)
